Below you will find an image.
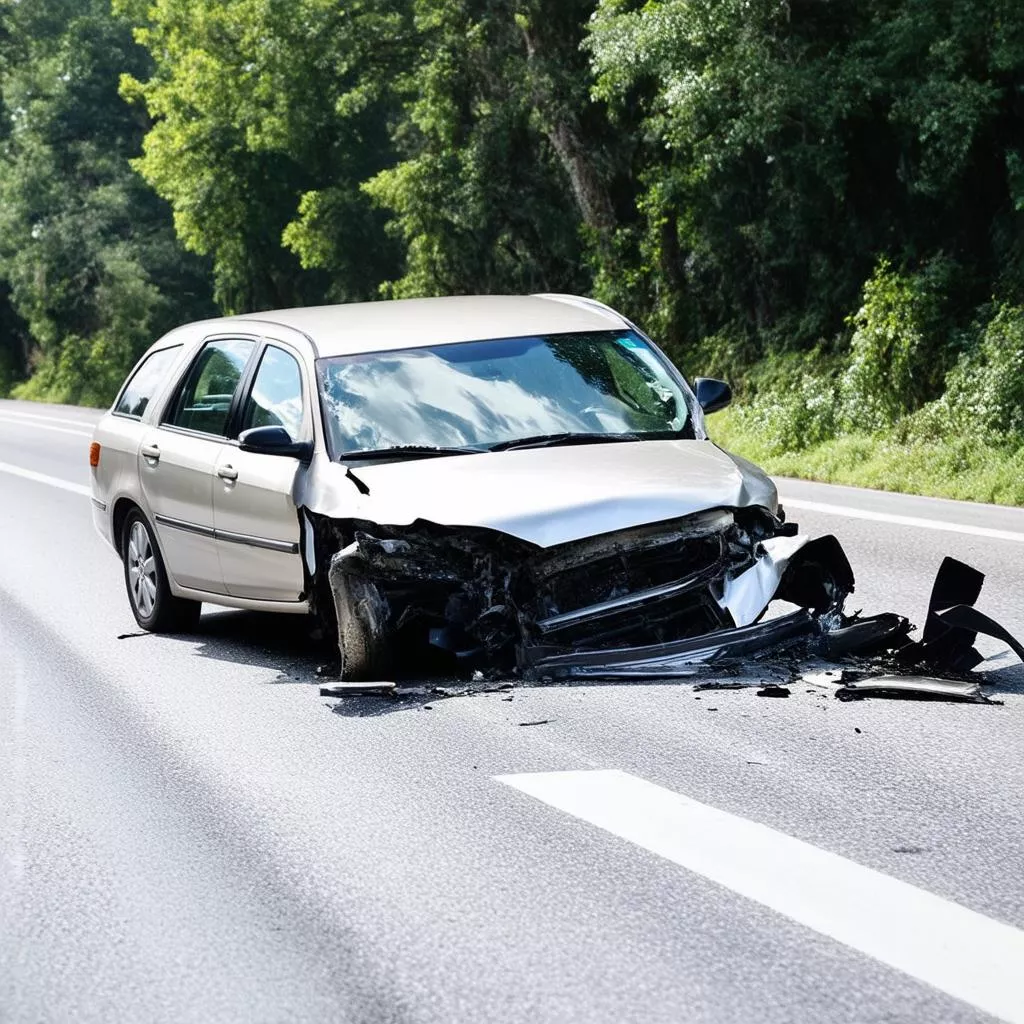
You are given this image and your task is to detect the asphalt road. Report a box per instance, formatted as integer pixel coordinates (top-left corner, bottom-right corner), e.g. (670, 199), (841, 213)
(2, 397), (1024, 1024)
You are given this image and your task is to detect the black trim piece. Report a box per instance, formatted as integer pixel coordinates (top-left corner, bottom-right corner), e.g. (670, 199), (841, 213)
(154, 513), (297, 554)
(216, 528), (299, 554)
(227, 339), (266, 440)
(154, 513), (216, 540)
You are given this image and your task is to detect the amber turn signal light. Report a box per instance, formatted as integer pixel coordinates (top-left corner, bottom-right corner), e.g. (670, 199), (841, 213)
(89, 442), (101, 467)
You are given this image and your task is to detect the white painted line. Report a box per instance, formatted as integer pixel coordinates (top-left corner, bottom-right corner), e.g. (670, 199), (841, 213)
(496, 769), (1024, 1024)
(0, 409), (99, 429)
(0, 414), (93, 438)
(783, 496), (1024, 545)
(0, 461), (91, 497)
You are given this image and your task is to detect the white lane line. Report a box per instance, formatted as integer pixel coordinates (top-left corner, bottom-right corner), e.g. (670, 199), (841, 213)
(496, 769), (1024, 1024)
(0, 409), (99, 429)
(783, 496), (1024, 545)
(0, 414), (93, 438)
(0, 461), (91, 497)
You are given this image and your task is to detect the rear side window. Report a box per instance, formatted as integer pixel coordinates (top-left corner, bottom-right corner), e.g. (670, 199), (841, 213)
(166, 338), (256, 437)
(114, 346), (182, 419)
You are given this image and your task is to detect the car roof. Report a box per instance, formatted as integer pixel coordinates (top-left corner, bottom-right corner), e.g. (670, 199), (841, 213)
(206, 294), (631, 357)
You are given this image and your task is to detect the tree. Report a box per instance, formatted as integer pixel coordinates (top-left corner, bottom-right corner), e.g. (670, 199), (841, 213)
(118, 0), (406, 312)
(587, 0), (1024, 364)
(362, 0), (617, 298)
(0, 0), (214, 404)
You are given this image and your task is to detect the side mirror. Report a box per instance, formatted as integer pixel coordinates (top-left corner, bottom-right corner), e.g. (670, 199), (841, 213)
(238, 425), (313, 462)
(694, 377), (732, 415)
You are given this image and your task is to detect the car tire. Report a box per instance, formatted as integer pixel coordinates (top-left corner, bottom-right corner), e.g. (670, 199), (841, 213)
(122, 510), (201, 633)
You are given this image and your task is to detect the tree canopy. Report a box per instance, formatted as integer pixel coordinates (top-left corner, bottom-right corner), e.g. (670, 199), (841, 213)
(1, 0), (1023, 431)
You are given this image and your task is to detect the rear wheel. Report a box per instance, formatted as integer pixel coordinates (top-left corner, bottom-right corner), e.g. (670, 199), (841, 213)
(122, 510), (201, 633)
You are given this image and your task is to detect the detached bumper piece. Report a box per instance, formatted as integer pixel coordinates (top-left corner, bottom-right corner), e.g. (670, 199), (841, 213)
(524, 609), (816, 680)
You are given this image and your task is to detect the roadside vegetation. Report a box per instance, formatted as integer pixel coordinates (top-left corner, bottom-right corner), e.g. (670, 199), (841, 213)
(1, 0), (1023, 502)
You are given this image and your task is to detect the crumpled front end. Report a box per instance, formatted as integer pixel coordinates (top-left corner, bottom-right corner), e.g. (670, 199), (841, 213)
(313, 506), (856, 681)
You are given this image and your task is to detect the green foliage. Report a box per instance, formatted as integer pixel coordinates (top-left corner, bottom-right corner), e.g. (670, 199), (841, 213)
(838, 257), (956, 430)
(588, 0), (1024, 353)
(0, 0), (213, 403)
(361, 0), (605, 299)
(1, 0), (1024, 514)
(713, 405), (1024, 506)
(115, 0), (404, 311)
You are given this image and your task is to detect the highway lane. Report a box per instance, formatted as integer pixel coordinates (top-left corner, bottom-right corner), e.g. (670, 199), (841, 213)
(2, 397), (1024, 1024)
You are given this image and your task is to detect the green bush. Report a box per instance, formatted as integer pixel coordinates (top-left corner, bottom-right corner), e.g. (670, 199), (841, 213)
(12, 331), (133, 408)
(730, 367), (839, 455)
(838, 258), (954, 431)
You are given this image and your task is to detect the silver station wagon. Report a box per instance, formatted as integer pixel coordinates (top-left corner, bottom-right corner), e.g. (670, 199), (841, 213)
(90, 294), (854, 680)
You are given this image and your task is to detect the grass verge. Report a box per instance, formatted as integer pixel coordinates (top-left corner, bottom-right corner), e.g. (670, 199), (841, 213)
(710, 406), (1024, 506)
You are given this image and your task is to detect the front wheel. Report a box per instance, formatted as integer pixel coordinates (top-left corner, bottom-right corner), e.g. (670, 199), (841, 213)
(122, 511), (201, 633)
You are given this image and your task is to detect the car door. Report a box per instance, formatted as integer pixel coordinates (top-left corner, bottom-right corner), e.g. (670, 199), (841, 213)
(139, 336), (257, 595)
(212, 342), (307, 602)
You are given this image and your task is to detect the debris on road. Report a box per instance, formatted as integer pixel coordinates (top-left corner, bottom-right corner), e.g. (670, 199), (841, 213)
(316, 551), (1024, 711)
(518, 719), (552, 727)
(835, 676), (998, 704)
(756, 685), (790, 698)
(319, 681), (397, 697)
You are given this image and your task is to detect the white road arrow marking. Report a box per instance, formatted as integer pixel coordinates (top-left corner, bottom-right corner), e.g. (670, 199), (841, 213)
(497, 769), (1024, 1024)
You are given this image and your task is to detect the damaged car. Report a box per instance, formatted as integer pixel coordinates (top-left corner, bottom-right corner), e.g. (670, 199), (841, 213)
(91, 294), (864, 680)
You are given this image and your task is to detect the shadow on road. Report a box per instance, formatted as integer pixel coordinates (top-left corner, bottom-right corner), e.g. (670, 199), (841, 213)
(128, 605), (1024, 713)
(185, 608), (327, 682)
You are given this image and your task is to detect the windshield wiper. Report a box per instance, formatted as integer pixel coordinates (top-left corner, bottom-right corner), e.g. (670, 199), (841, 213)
(337, 444), (482, 461)
(487, 432), (646, 453)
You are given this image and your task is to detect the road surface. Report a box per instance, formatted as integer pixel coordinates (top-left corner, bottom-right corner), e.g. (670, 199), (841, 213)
(2, 397), (1023, 1024)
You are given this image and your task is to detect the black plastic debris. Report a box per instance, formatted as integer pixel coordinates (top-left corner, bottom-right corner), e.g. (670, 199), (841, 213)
(320, 681), (397, 697)
(822, 613), (912, 658)
(835, 675), (998, 704)
(693, 681), (752, 691)
(756, 685), (790, 698)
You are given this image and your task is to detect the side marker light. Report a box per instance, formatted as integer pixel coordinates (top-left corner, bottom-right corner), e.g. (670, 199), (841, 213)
(89, 442), (101, 467)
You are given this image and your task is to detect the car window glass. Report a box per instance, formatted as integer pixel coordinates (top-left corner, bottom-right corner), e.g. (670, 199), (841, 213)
(240, 346), (304, 439)
(114, 346), (181, 418)
(167, 338), (255, 436)
(317, 331), (689, 455)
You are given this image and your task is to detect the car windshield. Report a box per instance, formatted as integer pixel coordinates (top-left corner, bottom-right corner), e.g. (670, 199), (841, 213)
(317, 330), (693, 458)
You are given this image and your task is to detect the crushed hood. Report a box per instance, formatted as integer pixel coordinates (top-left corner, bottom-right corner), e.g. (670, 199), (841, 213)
(305, 439), (778, 547)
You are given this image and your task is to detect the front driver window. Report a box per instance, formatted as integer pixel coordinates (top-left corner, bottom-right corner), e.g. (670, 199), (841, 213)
(240, 346), (304, 440)
(167, 338), (256, 436)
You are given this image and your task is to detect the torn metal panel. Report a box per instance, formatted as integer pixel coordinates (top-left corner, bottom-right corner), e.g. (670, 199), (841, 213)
(717, 533), (811, 626)
(835, 676), (996, 704)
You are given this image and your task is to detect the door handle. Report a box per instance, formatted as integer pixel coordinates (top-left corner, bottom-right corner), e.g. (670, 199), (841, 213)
(217, 465), (238, 482)
(141, 443), (161, 462)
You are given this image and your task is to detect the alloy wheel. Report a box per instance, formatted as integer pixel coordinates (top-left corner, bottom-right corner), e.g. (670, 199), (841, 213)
(127, 520), (158, 618)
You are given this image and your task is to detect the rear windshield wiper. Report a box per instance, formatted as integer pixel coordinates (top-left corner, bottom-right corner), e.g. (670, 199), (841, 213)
(487, 432), (646, 453)
(337, 444), (482, 461)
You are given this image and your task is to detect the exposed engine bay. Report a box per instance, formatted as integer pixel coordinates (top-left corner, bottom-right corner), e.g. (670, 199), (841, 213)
(306, 506), (872, 682)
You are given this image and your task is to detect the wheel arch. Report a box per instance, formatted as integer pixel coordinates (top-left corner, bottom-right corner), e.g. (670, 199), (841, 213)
(112, 496), (143, 553)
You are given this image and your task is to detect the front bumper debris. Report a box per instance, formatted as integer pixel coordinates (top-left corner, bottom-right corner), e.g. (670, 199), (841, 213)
(314, 507), (880, 681)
